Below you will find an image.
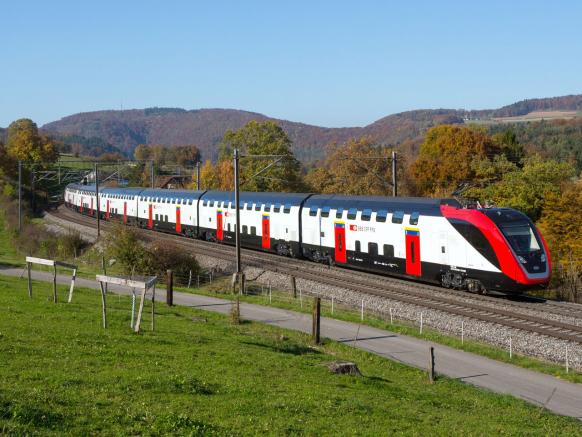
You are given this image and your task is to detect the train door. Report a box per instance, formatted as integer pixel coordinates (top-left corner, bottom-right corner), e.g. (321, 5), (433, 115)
(176, 206), (182, 233)
(334, 221), (347, 263)
(80, 197), (84, 214)
(405, 228), (421, 276)
(148, 204), (153, 229)
(106, 200), (110, 220)
(123, 202), (127, 224)
(262, 214), (270, 249)
(216, 210), (223, 241)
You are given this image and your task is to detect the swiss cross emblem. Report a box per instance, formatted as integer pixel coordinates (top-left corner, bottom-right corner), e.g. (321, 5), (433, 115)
(349, 225), (357, 231)
(224, 211), (229, 217)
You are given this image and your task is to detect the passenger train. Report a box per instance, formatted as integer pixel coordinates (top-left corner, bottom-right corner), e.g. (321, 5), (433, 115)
(64, 184), (551, 294)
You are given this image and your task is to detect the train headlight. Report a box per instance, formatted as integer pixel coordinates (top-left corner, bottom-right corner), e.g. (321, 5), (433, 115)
(540, 254), (546, 263)
(518, 255), (527, 264)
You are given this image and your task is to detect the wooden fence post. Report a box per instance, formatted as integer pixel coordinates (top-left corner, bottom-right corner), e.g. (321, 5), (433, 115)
(99, 281), (108, 328)
(312, 297), (321, 344)
(27, 261), (32, 298)
(429, 346), (435, 383)
(166, 269), (173, 306)
(151, 284), (156, 331)
(291, 276), (297, 298)
(52, 264), (58, 303)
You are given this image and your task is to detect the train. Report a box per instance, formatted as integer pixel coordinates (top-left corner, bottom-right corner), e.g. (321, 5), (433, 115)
(64, 184), (551, 294)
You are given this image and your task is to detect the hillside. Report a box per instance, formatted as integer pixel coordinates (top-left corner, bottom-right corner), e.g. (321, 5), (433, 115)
(42, 108), (463, 161)
(40, 93), (582, 162)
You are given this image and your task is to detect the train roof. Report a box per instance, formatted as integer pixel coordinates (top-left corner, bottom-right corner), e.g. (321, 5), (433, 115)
(139, 188), (206, 200)
(201, 190), (311, 205)
(305, 194), (461, 215)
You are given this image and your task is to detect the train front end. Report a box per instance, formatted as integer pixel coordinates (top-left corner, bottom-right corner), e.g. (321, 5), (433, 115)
(483, 208), (551, 292)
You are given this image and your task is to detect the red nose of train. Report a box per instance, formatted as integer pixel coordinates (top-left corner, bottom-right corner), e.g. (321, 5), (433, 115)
(441, 205), (551, 289)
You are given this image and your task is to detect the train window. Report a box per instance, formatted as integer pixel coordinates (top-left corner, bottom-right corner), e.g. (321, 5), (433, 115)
(383, 244), (394, 258)
(321, 206), (330, 217)
(246, 203), (252, 210)
(336, 208), (344, 219)
(242, 225), (248, 234)
(368, 242), (378, 256)
(309, 206), (318, 217)
(347, 208), (357, 220)
(392, 211), (404, 224)
(265, 204), (272, 212)
(362, 209), (372, 221)
(172, 198), (176, 204)
(155, 214), (158, 221)
(274, 203), (281, 213)
(251, 226), (256, 235)
(376, 210), (387, 223)
(209, 201), (214, 207)
(202, 200), (207, 206)
(255, 203), (261, 211)
(283, 205), (291, 214)
(187, 199), (192, 205)
(355, 240), (361, 252)
(410, 212), (420, 225)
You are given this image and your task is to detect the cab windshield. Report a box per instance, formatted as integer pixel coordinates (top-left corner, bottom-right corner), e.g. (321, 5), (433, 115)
(499, 222), (541, 254)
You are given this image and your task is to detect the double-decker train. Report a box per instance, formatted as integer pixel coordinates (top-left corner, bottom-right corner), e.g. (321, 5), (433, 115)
(64, 184), (551, 294)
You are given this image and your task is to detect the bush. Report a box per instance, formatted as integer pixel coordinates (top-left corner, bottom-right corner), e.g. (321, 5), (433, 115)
(145, 241), (200, 285)
(57, 229), (87, 259)
(104, 225), (200, 283)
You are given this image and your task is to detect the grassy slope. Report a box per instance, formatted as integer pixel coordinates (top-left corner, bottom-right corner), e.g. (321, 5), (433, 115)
(0, 275), (580, 435)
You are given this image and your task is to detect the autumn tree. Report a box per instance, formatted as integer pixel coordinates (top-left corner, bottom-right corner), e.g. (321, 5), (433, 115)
(306, 137), (395, 195)
(198, 160), (219, 190)
(6, 119), (58, 164)
(537, 178), (582, 301)
(134, 144), (200, 166)
(220, 120), (304, 192)
(466, 155), (576, 220)
(409, 125), (501, 196)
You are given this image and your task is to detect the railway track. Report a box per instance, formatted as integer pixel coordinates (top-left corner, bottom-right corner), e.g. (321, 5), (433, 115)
(49, 206), (582, 344)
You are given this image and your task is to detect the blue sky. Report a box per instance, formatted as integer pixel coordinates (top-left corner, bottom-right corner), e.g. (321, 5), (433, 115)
(1, 0), (581, 127)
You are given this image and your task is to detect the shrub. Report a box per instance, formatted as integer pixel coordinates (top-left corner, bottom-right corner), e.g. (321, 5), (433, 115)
(57, 229), (87, 259)
(144, 241), (200, 285)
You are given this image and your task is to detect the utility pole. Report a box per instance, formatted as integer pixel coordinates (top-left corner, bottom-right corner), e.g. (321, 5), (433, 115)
(95, 162), (100, 237)
(391, 150), (398, 197)
(196, 161), (201, 190)
(18, 161), (22, 232)
(234, 148), (241, 275)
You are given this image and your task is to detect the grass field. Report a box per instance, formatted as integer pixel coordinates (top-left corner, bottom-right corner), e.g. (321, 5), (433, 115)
(0, 275), (580, 435)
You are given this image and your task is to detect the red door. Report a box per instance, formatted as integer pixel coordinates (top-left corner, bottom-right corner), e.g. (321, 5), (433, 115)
(148, 204), (153, 229)
(405, 228), (421, 276)
(176, 206), (181, 233)
(123, 202), (127, 224)
(80, 197), (84, 214)
(334, 221), (347, 263)
(106, 200), (110, 220)
(216, 210), (223, 240)
(262, 214), (270, 249)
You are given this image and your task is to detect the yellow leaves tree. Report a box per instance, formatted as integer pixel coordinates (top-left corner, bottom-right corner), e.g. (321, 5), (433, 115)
(305, 137), (395, 196)
(6, 119), (58, 164)
(409, 125), (501, 196)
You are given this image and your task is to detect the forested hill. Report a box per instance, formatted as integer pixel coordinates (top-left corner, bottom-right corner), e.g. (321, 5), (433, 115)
(40, 94), (582, 161)
(41, 108), (465, 161)
(490, 94), (582, 118)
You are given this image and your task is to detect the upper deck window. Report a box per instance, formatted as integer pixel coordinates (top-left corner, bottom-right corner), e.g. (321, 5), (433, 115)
(410, 212), (420, 225)
(376, 210), (387, 223)
(321, 206), (330, 218)
(361, 209), (372, 221)
(392, 211), (404, 224)
(347, 208), (357, 220)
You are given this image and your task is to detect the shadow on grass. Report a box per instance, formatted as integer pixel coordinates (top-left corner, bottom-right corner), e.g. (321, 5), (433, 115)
(241, 339), (321, 356)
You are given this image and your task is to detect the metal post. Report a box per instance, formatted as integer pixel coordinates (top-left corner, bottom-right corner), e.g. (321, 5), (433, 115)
(429, 346), (435, 383)
(95, 162), (100, 237)
(391, 150), (397, 197)
(166, 269), (173, 306)
(312, 297), (321, 344)
(18, 161), (22, 232)
(234, 148), (241, 275)
(196, 161), (201, 190)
